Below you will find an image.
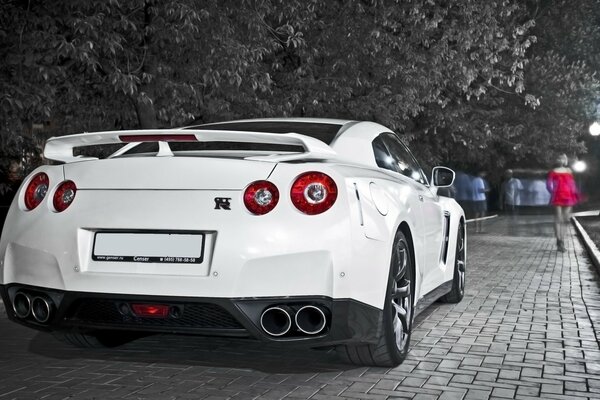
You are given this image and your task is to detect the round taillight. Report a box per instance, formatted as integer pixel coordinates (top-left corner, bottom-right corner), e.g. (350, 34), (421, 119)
(244, 181), (279, 215)
(291, 172), (337, 215)
(53, 180), (77, 212)
(24, 172), (49, 210)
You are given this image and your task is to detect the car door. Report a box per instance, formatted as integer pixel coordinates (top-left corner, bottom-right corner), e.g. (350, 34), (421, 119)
(378, 134), (445, 290)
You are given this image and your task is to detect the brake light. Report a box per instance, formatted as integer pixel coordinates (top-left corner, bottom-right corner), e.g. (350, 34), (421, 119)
(291, 172), (337, 215)
(24, 172), (49, 210)
(131, 304), (170, 318)
(119, 134), (197, 142)
(244, 181), (279, 215)
(53, 181), (77, 212)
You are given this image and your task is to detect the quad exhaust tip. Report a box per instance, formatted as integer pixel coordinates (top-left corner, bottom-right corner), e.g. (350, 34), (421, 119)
(260, 304), (328, 337)
(295, 305), (327, 335)
(13, 292), (31, 319)
(31, 296), (52, 323)
(260, 306), (292, 337)
(12, 291), (53, 324)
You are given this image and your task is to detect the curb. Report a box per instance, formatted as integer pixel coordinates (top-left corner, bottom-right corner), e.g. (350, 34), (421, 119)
(465, 214), (498, 224)
(572, 217), (600, 273)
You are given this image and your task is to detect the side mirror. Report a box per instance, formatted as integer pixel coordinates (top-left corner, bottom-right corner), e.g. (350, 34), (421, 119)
(432, 166), (455, 187)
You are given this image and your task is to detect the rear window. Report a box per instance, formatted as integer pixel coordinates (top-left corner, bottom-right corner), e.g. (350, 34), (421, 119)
(74, 143), (126, 159)
(185, 121), (343, 145)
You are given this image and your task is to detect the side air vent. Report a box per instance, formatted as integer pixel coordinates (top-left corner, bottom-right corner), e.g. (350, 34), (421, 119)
(440, 212), (451, 264)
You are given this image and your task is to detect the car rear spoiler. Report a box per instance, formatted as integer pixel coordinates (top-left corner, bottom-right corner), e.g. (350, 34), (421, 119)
(43, 129), (338, 163)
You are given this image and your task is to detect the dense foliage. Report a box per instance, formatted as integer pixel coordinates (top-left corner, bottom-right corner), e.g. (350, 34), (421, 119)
(1, 0), (599, 176)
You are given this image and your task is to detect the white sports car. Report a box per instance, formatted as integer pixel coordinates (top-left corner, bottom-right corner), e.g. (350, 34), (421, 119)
(0, 118), (465, 367)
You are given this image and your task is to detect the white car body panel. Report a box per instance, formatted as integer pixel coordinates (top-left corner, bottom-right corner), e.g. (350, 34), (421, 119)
(0, 118), (465, 354)
(2, 162), (394, 307)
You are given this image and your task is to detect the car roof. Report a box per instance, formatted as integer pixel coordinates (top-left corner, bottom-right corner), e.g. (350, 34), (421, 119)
(187, 117), (355, 126)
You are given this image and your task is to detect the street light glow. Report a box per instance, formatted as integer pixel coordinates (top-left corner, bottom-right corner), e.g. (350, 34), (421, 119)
(589, 122), (600, 136)
(572, 160), (587, 173)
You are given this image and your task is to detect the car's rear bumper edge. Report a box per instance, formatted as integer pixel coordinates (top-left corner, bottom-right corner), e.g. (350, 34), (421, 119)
(1, 283), (383, 346)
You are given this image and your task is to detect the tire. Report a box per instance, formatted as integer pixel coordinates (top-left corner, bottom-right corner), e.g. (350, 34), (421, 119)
(337, 229), (414, 367)
(439, 222), (466, 303)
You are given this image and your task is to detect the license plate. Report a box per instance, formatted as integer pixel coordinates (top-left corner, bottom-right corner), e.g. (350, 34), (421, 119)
(92, 232), (204, 264)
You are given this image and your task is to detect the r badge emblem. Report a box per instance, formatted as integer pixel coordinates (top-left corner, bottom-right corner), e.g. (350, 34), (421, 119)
(214, 197), (232, 210)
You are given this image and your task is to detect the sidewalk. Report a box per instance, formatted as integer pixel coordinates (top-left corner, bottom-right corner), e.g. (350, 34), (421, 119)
(0, 215), (599, 399)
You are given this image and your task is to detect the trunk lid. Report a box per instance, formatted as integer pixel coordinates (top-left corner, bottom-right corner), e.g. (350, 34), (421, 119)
(63, 157), (276, 190)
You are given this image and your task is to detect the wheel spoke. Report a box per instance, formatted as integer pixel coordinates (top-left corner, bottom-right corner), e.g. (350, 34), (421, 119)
(393, 282), (411, 299)
(458, 264), (465, 290)
(394, 247), (407, 280)
(392, 313), (404, 346)
(392, 301), (408, 332)
(457, 230), (464, 251)
(457, 259), (465, 272)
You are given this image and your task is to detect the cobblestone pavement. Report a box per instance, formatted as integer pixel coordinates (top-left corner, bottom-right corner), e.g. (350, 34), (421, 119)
(0, 215), (599, 400)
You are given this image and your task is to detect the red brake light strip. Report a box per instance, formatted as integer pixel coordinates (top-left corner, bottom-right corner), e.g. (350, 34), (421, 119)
(119, 134), (198, 143)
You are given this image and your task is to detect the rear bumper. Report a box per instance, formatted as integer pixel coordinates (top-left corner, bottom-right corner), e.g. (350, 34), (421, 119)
(1, 283), (383, 346)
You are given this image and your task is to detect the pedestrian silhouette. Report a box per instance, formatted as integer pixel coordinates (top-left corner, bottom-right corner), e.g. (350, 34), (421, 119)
(472, 171), (490, 233)
(546, 154), (579, 252)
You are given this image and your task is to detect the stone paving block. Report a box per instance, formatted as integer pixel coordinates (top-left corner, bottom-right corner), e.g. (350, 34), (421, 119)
(346, 381), (374, 392)
(483, 356), (504, 365)
(437, 360), (461, 370)
(449, 374), (475, 385)
(437, 391), (466, 400)
(340, 390), (391, 399)
(1, 216), (600, 400)
(401, 377), (427, 388)
(586, 362), (600, 374)
(524, 352), (544, 362)
(544, 364), (565, 375)
(427, 348), (450, 357)
(413, 394), (439, 400)
(310, 395), (355, 400)
(459, 357), (483, 367)
(475, 371), (498, 382)
(541, 394), (592, 400)
(564, 380), (588, 393)
(372, 378), (400, 391)
(566, 363), (587, 373)
(540, 382), (565, 395)
(424, 375), (451, 387)
(520, 367), (543, 378)
(463, 388), (492, 399)
(468, 345), (490, 353)
(516, 385), (541, 397)
(491, 387), (516, 398)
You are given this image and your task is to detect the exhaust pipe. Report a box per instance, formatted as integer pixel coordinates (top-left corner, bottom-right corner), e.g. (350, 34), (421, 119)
(295, 305), (327, 335)
(260, 306), (292, 337)
(31, 296), (52, 323)
(13, 292), (31, 319)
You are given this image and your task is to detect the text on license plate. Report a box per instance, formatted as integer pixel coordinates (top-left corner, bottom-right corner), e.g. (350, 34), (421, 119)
(92, 232), (204, 264)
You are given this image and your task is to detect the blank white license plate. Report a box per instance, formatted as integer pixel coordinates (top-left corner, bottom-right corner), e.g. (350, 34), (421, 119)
(92, 232), (204, 264)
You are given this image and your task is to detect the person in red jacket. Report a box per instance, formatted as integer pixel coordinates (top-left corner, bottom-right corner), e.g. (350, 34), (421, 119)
(546, 154), (579, 252)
